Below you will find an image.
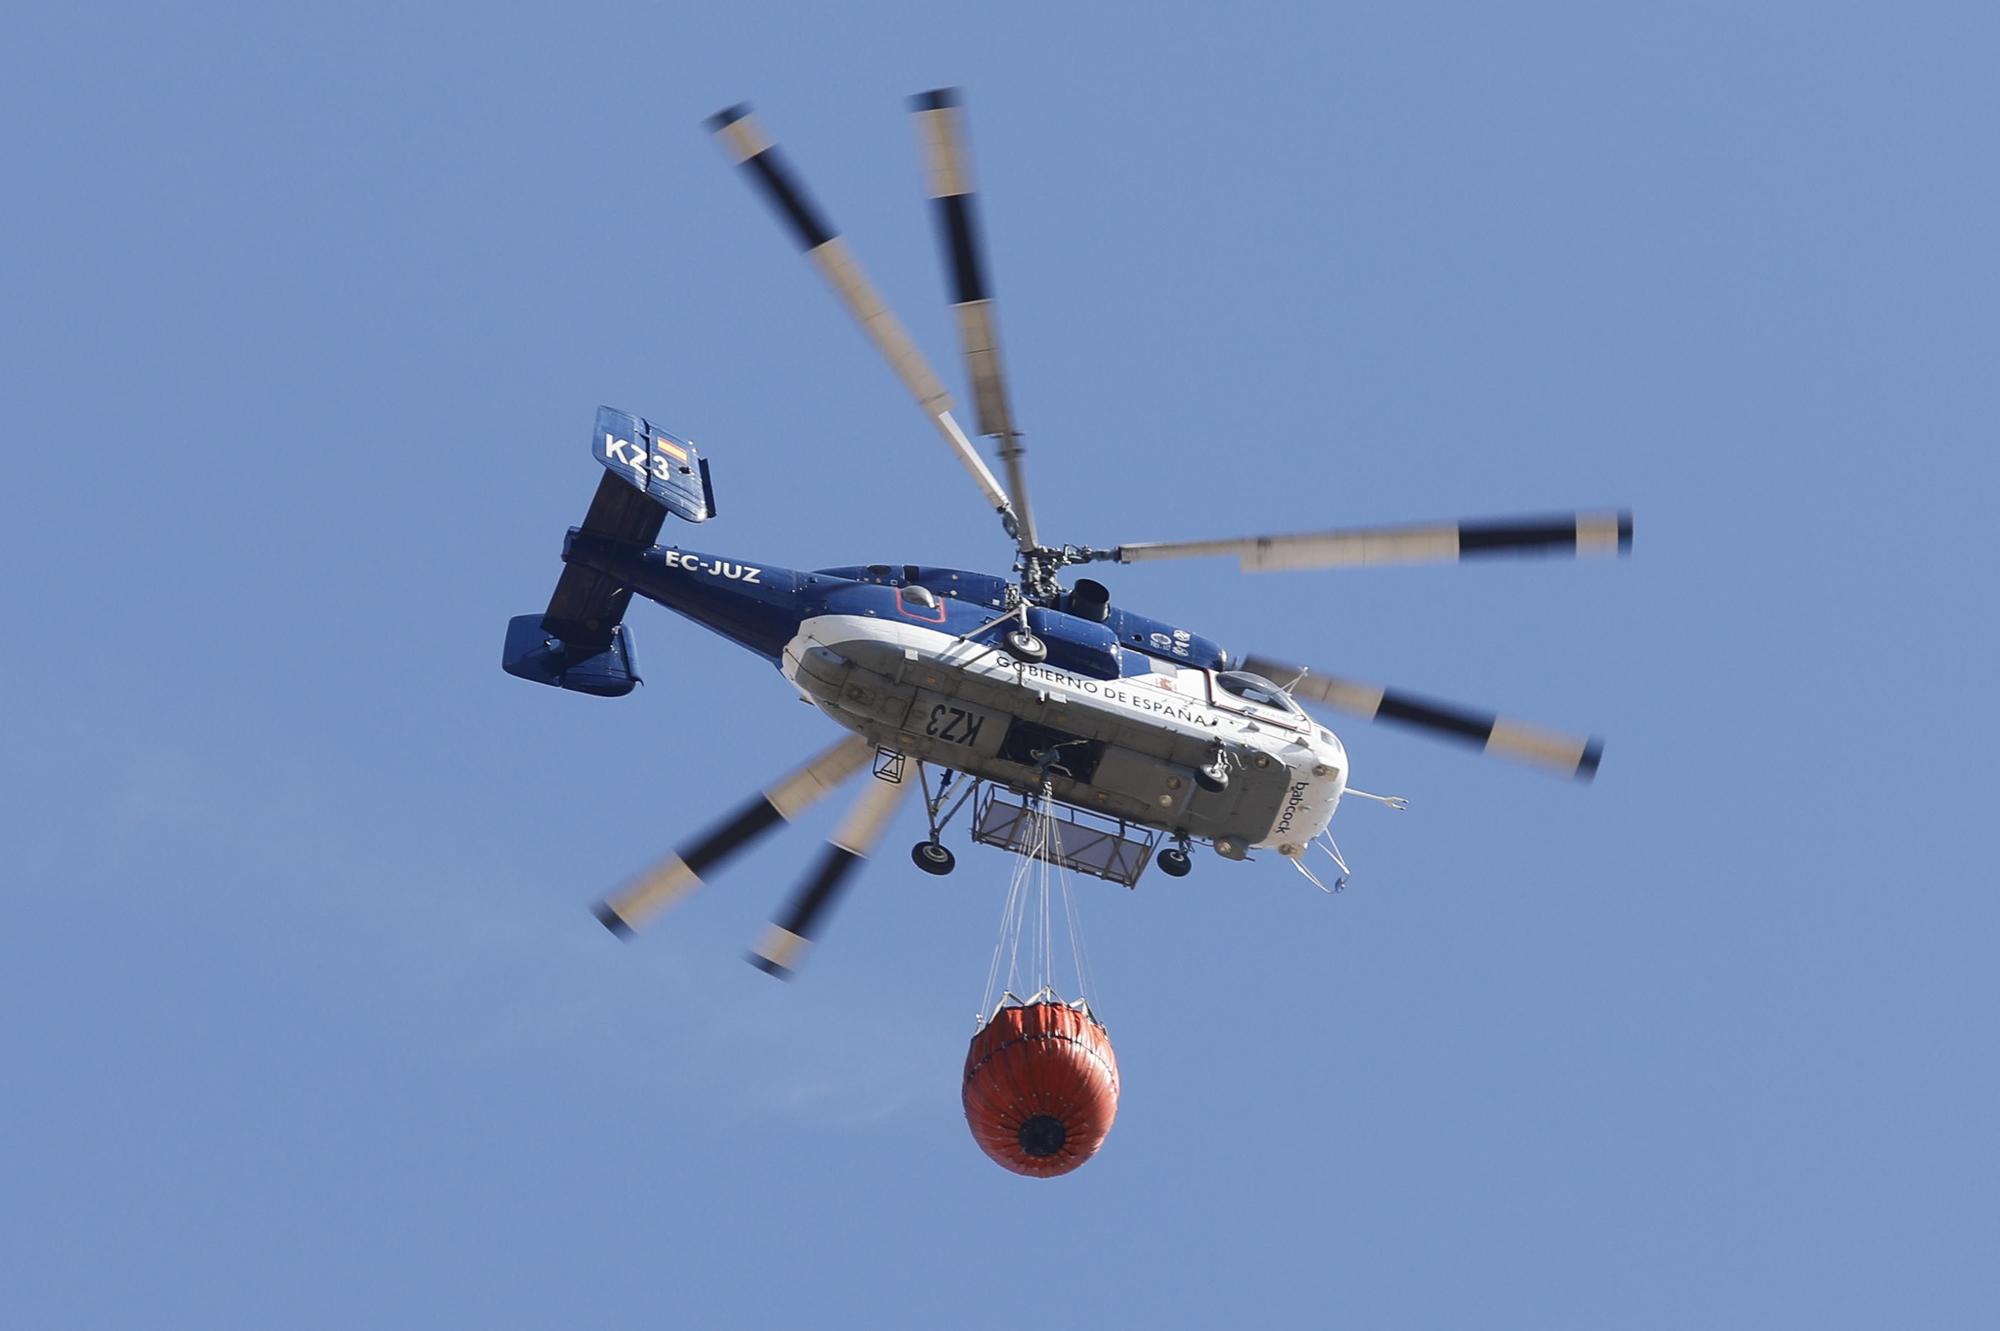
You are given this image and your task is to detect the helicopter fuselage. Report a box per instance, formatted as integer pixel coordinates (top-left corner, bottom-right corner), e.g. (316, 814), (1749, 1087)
(563, 533), (1349, 860)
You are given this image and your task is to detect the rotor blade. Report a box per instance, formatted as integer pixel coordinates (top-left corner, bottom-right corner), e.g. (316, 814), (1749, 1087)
(1109, 511), (1633, 572)
(748, 761), (912, 979)
(707, 104), (1021, 541)
(910, 88), (1036, 550)
(1242, 654), (1604, 781)
(594, 734), (874, 936)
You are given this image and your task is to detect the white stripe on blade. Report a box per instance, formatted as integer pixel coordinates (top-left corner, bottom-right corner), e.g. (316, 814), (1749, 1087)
(750, 924), (809, 972)
(1483, 720), (1592, 775)
(767, 734), (875, 820)
(602, 855), (699, 929)
(712, 113), (772, 165)
(805, 239), (954, 414)
(1576, 512), (1625, 556)
(913, 105), (970, 198)
(830, 769), (911, 855)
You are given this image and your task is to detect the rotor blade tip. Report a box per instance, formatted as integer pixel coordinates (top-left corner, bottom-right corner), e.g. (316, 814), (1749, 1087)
(1576, 739), (1605, 783)
(707, 103), (753, 132)
(1617, 511), (1634, 552)
(746, 951), (795, 980)
(593, 902), (635, 939)
(910, 87), (961, 110)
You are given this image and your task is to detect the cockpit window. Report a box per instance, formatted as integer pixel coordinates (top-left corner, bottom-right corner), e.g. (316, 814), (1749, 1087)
(1215, 671), (1301, 714)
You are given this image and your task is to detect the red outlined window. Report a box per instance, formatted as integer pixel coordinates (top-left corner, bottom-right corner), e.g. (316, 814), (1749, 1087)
(894, 585), (948, 624)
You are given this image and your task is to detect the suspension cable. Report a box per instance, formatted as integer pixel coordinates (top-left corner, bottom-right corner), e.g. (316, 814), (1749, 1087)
(977, 782), (1097, 1026)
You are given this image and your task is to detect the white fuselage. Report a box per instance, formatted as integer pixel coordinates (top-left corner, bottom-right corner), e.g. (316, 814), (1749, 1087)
(780, 614), (1348, 863)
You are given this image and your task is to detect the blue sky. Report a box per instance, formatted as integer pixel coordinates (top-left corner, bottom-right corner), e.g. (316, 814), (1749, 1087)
(4, 3), (1995, 1327)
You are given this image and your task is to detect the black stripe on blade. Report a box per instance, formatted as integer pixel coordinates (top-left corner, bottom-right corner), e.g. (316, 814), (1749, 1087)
(593, 902), (635, 939)
(681, 796), (786, 876)
(934, 194), (988, 303)
(1457, 517), (1585, 556)
(706, 103), (753, 132)
(739, 148), (835, 251)
(775, 847), (863, 940)
(909, 87), (961, 111)
(1617, 511), (1634, 552)
(1374, 692), (1496, 746)
(746, 952), (791, 979)
(1577, 738), (1605, 783)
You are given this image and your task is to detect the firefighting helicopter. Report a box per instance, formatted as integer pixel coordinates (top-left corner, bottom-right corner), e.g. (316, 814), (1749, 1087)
(503, 91), (1632, 977)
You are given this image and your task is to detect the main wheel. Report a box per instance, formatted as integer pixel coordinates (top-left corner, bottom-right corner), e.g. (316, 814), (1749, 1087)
(1156, 847), (1192, 878)
(1195, 763), (1229, 793)
(912, 840), (957, 875)
(1002, 629), (1047, 663)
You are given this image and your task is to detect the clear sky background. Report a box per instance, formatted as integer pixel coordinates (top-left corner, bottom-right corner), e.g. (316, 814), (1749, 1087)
(4, 3), (1995, 1327)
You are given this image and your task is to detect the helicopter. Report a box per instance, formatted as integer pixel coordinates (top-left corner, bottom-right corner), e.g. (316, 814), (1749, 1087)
(503, 91), (1632, 978)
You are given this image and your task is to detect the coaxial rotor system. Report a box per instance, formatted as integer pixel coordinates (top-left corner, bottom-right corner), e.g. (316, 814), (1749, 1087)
(709, 92), (1630, 608)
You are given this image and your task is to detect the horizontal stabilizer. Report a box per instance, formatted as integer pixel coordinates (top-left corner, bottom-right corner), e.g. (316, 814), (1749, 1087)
(502, 614), (641, 697)
(592, 406), (716, 523)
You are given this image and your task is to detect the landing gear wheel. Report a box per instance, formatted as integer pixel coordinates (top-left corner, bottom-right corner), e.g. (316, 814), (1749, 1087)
(912, 840), (957, 875)
(1003, 630), (1047, 664)
(1195, 763), (1229, 793)
(1156, 847), (1192, 878)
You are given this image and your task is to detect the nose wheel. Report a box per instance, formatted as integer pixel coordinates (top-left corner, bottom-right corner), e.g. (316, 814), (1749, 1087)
(1002, 629), (1047, 663)
(912, 840), (957, 875)
(1156, 846), (1192, 878)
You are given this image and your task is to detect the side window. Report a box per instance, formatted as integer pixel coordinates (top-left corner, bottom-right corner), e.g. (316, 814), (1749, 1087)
(1210, 670), (1308, 728)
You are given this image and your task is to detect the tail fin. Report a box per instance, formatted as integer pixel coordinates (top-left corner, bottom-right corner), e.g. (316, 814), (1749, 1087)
(591, 405), (716, 523)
